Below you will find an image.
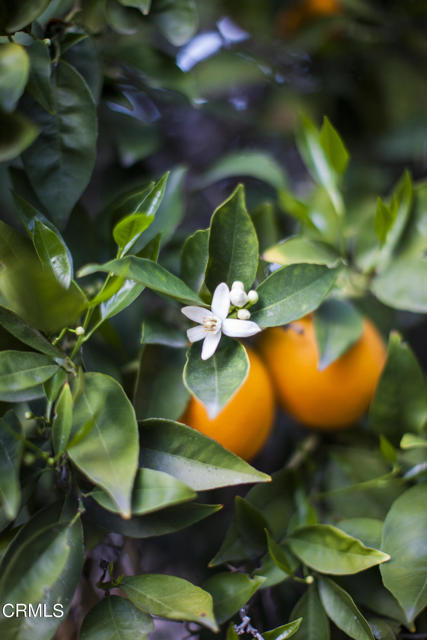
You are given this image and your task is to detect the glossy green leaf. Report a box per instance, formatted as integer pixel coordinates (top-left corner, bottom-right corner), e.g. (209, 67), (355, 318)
(204, 572), (265, 623)
(121, 574), (217, 631)
(26, 40), (54, 113)
(140, 320), (187, 348)
(183, 340), (249, 418)
(81, 596), (154, 640)
(0, 350), (58, 394)
(319, 116), (350, 176)
(319, 577), (374, 640)
(263, 618), (303, 640)
(88, 500), (221, 538)
(140, 418), (270, 490)
(337, 571), (406, 625)
(367, 616), (399, 640)
(380, 484), (427, 623)
(92, 467), (195, 515)
(21, 60), (97, 229)
(153, 0), (198, 46)
(181, 228), (209, 293)
(297, 115), (344, 215)
(79, 257), (205, 306)
(400, 433), (427, 449)
(374, 197), (397, 247)
(314, 299), (364, 370)
(0, 502), (83, 639)
(96, 280), (145, 327)
(263, 237), (340, 268)
(370, 332), (427, 439)
(0, 43), (29, 112)
(266, 530), (294, 576)
(134, 345), (189, 421)
(278, 189), (316, 229)
(44, 368), (67, 405)
(0, 305), (64, 359)
(336, 518), (383, 551)
(68, 372), (139, 517)
(205, 184), (259, 292)
(0, 411), (22, 520)
(0, 0), (51, 33)
(371, 258), (427, 312)
(52, 382), (72, 456)
(118, 0), (151, 14)
(288, 524), (390, 575)
(290, 585), (330, 640)
(0, 110), (39, 162)
(33, 219), (72, 289)
(251, 264), (338, 328)
(198, 150), (288, 192)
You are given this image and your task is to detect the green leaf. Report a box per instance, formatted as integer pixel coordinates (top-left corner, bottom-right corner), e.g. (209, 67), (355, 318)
(68, 372), (139, 517)
(79, 257), (205, 306)
(370, 332), (427, 439)
(380, 484), (427, 623)
(263, 237), (340, 268)
(0, 305), (64, 359)
(198, 150), (288, 192)
(88, 500), (221, 538)
(134, 345), (189, 421)
(288, 524), (390, 575)
(81, 596), (154, 640)
(297, 115), (344, 215)
(140, 320), (187, 348)
(204, 572), (265, 624)
(92, 467), (195, 515)
(33, 218), (72, 289)
(374, 197), (397, 247)
(95, 280), (145, 327)
(226, 623), (239, 640)
(0, 43), (29, 112)
(263, 619), (303, 640)
(251, 264), (338, 328)
(118, 0), (151, 15)
(278, 189), (316, 229)
(153, 0), (198, 46)
(113, 173), (169, 255)
(0, 0), (51, 33)
(205, 184), (259, 292)
(0, 350), (58, 394)
(266, 530), (294, 577)
(0, 411), (22, 520)
(0, 110), (39, 162)
(400, 433), (427, 449)
(367, 616), (399, 640)
(21, 60), (97, 229)
(314, 299), (364, 370)
(183, 340), (249, 419)
(290, 586), (330, 640)
(336, 518), (383, 551)
(140, 418), (270, 490)
(0, 502), (83, 639)
(318, 577), (374, 640)
(372, 254), (427, 311)
(52, 381), (72, 457)
(319, 116), (349, 176)
(121, 574), (217, 631)
(181, 228), (209, 293)
(26, 40), (54, 113)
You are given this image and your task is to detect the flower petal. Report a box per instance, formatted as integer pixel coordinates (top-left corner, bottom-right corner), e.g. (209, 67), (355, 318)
(201, 331), (222, 360)
(187, 325), (206, 343)
(181, 306), (212, 323)
(222, 318), (261, 338)
(211, 282), (230, 320)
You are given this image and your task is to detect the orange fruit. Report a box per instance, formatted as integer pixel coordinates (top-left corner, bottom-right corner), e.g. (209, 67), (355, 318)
(277, 0), (341, 35)
(181, 347), (275, 460)
(257, 316), (386, 429)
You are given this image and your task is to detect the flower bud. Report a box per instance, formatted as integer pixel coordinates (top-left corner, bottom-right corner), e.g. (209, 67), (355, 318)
(231, 280), (244, 290)
(75, 326), (85, 336)
(247, 290), (259, 304)
(305, 575), (314, 584)
(237, 308), (251, 320)
(230, 288), (248, 307)
(24, 411), (32, 420)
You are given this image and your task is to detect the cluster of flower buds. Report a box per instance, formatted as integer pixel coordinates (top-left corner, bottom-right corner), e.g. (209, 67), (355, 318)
(229, 281), (259, 320)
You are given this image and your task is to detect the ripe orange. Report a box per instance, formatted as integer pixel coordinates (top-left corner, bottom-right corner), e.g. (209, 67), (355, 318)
(257, 316), (386, 429)
(181, 347), (275, 460)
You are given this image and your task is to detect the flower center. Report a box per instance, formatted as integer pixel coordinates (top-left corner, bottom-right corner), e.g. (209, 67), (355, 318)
(203, 316), (221, 333)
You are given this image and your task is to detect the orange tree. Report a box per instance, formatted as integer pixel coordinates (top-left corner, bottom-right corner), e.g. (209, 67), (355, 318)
(0, 1), (426, 639)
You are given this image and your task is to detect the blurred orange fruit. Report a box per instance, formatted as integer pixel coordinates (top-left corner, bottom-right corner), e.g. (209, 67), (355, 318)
(257, 315), (386, 429)
(181, 347), (275, 460)
(277, 0), (341, 35)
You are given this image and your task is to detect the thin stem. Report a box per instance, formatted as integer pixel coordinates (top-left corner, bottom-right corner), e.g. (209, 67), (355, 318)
(285, 434), (320, 471)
